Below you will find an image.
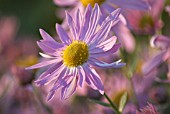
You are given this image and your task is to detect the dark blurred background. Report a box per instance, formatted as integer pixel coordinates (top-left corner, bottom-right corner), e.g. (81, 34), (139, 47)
(0, 0), (58, 38)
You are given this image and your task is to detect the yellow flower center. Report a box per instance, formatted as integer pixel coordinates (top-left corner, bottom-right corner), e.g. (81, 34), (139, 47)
(80, 0), (105, 7)
(62, 41), (89, 67)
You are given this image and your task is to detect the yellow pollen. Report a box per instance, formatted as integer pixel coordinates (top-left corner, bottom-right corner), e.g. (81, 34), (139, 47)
(62, 41), (89, 67)
(80, 0), (105, 7)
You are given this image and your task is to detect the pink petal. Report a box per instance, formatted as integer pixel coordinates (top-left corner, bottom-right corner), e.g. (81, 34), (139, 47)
(78, 66), (85, 87)
(76, 9), (82, 35)
(89, 36), (117, 54)
(25, 59), (61, 70)
(37, 41), (57, 54)
(88, 58), (126, 68)
(56, 24), (72, 45)
(47, 91), (55, 101)
(151, 35), (170, 49)
(37, 62), (62, 80)
(79, 4), (93, 41)
(90, 43), (121, 58)
(84, 4), (101, 42)
(83, 64), (104, 94)
(53, 0), (78, 6)
(66, 12), (78, 40)
(35, 64), (67, 86)
(39, 29), (55, 41)
(61, 69), (78, 99)
(142, 51), (166, 74)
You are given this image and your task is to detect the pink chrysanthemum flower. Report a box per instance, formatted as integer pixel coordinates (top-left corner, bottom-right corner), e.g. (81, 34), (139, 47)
(26, 4), (125, 100)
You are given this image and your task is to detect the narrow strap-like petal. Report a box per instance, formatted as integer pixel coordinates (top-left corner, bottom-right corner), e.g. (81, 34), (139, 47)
(26, 59), (61, 70)
(88, 20), (113, 45)
(66, 12), (78, 40)
(36, 62), (62, 80)
(76, 9), (82, 36)
(40, 40), (64, 49)
(56, 23), (72, 45)
(88, 58), (126, 69)
(84, 4), (101, 42)
(101, 8), (121, 27)
(35, 64), (67, 86)
(79, 4), (92, 41)
(37, 41), (57, 54)
(83, 64), (104, 94)
(47, 91), (55, 101)
(77, 66), (85, 87)
(39, 29), (55, 41)
(142, 51), (166, 75)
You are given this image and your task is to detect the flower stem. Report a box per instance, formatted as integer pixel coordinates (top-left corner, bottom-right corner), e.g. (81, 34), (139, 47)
(104, 92), (121, 114)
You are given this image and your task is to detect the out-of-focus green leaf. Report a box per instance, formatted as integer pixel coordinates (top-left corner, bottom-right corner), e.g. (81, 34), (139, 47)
(119, 92), (128, 112)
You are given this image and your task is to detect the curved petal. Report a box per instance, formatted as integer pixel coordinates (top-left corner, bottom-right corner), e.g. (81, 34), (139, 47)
(142, 51), (166, 74)
(56, 24), (72, 45)
(39, 29), (55, 41)
(88, 58), (126, 69)
(151, 35), (170, 49)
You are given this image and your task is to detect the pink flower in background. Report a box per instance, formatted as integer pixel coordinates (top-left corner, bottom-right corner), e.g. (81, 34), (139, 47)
(142, 35), (170, 80)
(54, 0), (150, 53)
(26, 4), (125, 100)
(125, 0), (164, 35)
(0, 16), (18, 49)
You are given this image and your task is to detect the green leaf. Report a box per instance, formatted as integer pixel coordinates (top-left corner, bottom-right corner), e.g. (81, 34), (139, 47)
(89, 99), (111, 107)
(119, 92), (128, 112)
